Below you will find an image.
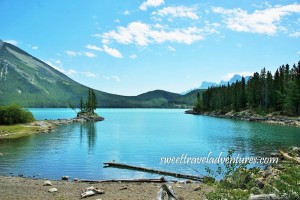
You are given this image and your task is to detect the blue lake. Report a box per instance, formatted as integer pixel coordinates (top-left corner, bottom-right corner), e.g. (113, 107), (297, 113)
(0, 109), (299, 180)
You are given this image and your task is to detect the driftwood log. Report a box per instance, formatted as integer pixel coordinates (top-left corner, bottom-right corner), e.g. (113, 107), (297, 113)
(157, 184), (178, 200)
(279, 149), (300, 164)
(80, 177), (167, 183)
(103, 162), (203, 181)
(248, 194), (286, 200)
(81, 186), (104, 198)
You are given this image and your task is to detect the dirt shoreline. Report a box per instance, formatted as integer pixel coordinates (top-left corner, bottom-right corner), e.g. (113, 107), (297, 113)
(0, 176), (211, 200)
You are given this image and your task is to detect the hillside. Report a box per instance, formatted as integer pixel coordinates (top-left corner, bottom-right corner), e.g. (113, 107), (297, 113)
(0, 41), (197, 108)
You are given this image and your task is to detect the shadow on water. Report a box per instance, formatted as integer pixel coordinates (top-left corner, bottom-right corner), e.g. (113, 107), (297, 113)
(80, 122), (97, 151)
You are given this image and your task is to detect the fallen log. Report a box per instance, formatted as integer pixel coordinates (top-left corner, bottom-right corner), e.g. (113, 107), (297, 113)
(248, 193), (285, 200)
(103, 162), (203, 181)
(279, 149), (300, 164)
(80, 177), (167, 183)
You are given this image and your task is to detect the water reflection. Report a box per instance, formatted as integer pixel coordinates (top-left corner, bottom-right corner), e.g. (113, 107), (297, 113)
(80, 122), (97, 151)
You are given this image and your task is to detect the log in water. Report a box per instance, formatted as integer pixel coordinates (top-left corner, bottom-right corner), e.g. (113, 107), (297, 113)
(103, 162), (203, 181)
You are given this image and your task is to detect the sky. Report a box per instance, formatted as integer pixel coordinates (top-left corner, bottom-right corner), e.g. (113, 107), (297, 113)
(0, 0), (300, 95)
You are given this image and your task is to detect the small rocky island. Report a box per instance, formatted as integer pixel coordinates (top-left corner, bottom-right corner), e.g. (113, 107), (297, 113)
(0, 89), (104, 139)
(76, 111), (104, 122)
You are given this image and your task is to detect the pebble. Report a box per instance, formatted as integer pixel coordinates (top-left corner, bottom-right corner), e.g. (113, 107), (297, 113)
(86, 186), (95, 190)
(62, 176), (70, 181)
(0, 153), (3, 156)
(43, 180), (52, 186)
(193, 186), (201, 191)
(48, 188), (58, 193)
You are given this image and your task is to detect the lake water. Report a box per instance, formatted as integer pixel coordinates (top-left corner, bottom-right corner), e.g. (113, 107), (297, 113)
(0, 109), (299, 180)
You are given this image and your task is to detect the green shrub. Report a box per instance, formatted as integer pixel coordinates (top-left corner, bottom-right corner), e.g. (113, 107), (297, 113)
(273, 164), (300, 199)
(0, 104), (35, 125)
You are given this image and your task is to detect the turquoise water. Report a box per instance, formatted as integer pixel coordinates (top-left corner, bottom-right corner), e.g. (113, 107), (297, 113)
(0, 109), (299, 180)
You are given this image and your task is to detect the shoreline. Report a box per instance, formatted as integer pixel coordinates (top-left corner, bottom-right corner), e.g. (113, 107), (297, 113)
(185, 109), (300, 127)
(0, 115), (104, 139)
(0, 175), (210, 200)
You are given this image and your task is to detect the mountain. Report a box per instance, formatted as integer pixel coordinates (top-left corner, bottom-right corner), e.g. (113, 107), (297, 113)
(199, 81), (219, 89)
(0, 41), (197, 108)
(199, 74), (251, 89)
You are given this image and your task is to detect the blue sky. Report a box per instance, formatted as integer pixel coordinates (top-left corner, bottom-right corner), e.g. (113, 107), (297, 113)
(1, 0), (300, 95)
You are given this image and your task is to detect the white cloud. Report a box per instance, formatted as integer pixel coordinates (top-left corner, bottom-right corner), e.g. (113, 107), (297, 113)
(124, 10), (130, 15)
(86, 44), (123, 59)
(222, 72), (253, 81)
(85, 52), (97, 58)
(92, 33), (102, 38)
(54, 60), (62, 65)
(102, 22), (209, 47)
(289, 31), (300, 37)
(86, 44), (102, 51)
(111, 75), (121, 82)
(4, 40), (18, 46)
(167, 46), (176, 51)
(31, 46), (38, 50)
(139, 0), (164, 11)
(213, 4), (300, 35)
(46, 61), (77, 76)
(114, 19), (120, 23)
(65, 50), (96, 58)
(129, 54), (137, 59)
(82, 71), (97, 77)
(102, 45), (123, 58)
(297, 51), (300, 54)
(152, 6), (199, 20)
(65, 50), (81, 57)
(102, 75), (121, 82)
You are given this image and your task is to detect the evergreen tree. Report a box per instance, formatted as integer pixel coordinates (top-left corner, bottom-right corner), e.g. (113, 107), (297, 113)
(193, 92), (202, 112)
(240, 76), (247, 109)
(80, 97), (84, 112)
(81, 88), (98, 114)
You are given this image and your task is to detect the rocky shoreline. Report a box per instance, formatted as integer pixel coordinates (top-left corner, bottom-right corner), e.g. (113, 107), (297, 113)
(0, 114), (104, 139)
(185, 109), (300, 127)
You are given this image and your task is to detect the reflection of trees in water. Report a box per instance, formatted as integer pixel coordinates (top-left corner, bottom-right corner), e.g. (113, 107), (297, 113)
(79, 122), (97, 151)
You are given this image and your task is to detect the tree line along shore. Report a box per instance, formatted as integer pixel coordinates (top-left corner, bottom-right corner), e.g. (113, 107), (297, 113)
(188, 61), (300, 126)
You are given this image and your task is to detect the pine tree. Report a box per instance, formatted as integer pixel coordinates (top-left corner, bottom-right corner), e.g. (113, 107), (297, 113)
(80, 97), (84, 112)
(91, 89), (97, 113)
(240, 76), (247, 109)
(193, 92), (201, 112)
(266, 71), (273, 111)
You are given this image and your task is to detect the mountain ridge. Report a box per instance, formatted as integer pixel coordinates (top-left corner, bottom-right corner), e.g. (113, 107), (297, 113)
(0, 41), (199, 108)
(199, 74), (251, 89)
